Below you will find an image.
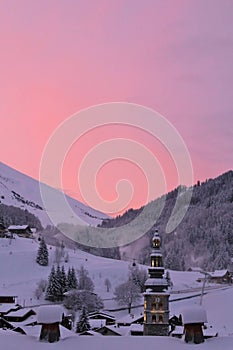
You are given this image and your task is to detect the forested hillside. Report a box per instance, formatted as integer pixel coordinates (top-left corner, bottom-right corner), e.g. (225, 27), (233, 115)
(0, 203), (43, 230)
(100, 171), (233, 271)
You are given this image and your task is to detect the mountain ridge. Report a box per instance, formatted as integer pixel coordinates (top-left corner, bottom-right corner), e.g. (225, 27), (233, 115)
(0, 162), (108, 228)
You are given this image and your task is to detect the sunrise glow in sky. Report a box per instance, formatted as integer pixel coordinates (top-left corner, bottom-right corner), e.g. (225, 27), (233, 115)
(1, 0), (233, 215)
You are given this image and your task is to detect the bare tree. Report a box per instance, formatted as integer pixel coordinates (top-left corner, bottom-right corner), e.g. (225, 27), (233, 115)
(104, 278), (112, 292)
(114, 280), (141, 314)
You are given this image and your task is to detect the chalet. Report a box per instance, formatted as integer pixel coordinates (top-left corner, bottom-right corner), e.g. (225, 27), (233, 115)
(117, 313), (144, 327)
(8, 225), (32, 237)
(182, 306), (207, 344)
(0, 294), (17, 304)
(208, 270), (232, 284)
(3, 308), (36, 323)
(89, 319), (106, 330)
(37, 305), (63, 343)
(88, 311), (116, 326)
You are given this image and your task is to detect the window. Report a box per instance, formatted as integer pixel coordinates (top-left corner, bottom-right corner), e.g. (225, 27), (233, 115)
(152, 302), (156, 311)
(152, 315), (156, 324)
(158, 315), (163, 323)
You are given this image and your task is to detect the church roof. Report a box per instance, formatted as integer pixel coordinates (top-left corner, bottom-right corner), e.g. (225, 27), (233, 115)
(144, 278), (168, 286)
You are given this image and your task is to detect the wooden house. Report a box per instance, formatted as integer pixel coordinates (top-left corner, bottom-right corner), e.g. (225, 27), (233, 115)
(0, 294), (18, 304)
(182, 306), (207, 344)
(208, 270), (232, 284)
(117, 313), (144, 327)
(4, 308), (36, 322)
(37, 305), (63, 343)
(0, 304), (20, 318)
(8, 225), (32, 237)
(88, 311), (116, 326)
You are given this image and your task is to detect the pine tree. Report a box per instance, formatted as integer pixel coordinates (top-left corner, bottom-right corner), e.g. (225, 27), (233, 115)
(76, 306), (90, 333)
(45, 265), (60, 301)
(67, 267), (77, 291)
(61, 265), (67, 294)
(36, 237), (49, 266)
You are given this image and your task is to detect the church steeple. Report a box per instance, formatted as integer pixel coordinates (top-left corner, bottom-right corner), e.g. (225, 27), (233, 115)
(143, 228), (170, 336)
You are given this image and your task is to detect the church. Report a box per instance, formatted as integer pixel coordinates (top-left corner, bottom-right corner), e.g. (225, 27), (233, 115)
(143, 229), (170, 336)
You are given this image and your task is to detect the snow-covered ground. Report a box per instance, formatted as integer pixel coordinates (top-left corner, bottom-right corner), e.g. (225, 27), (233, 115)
(0, 330), (233, 350)
(0, 236), (233, 348)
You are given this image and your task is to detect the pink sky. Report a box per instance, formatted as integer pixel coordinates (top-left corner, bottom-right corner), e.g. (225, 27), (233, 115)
(1, 0), (233, 215)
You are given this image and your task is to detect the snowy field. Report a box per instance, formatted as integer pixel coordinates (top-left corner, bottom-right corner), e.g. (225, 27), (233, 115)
(0, 236), (233, 348)
(1, 331), (233, 350)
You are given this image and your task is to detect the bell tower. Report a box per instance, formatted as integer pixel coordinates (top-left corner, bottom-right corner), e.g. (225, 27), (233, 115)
(143, 229), (170, 336)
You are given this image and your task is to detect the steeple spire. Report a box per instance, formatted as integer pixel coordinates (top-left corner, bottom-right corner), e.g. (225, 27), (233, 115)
(143, 228), (170, 336)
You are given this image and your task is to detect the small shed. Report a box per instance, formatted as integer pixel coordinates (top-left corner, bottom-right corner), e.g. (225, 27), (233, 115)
(37, 305), (63, 343)
(182, 306), (207, 344)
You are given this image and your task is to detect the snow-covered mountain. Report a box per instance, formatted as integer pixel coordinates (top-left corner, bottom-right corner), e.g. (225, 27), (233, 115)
(0, 162), (108, 227)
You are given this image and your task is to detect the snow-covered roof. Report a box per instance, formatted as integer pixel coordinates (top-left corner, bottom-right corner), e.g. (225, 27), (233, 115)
(117, 313), (143, 325)
(0, 304), (19, 313)
(37, 305), (63, 324)
(8, 225), (30, 230)
(182, 306), (207, 324)
(80, 330), (103, 336)
(145, 278), (168, 286)
(209, 270), (228, 278)
(129, 324), (143, 332)
(103, 325), (128, 336)
(88, 311), (115, 320)
(6, 308), (34, 317)
(150, 253), (162, 257)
